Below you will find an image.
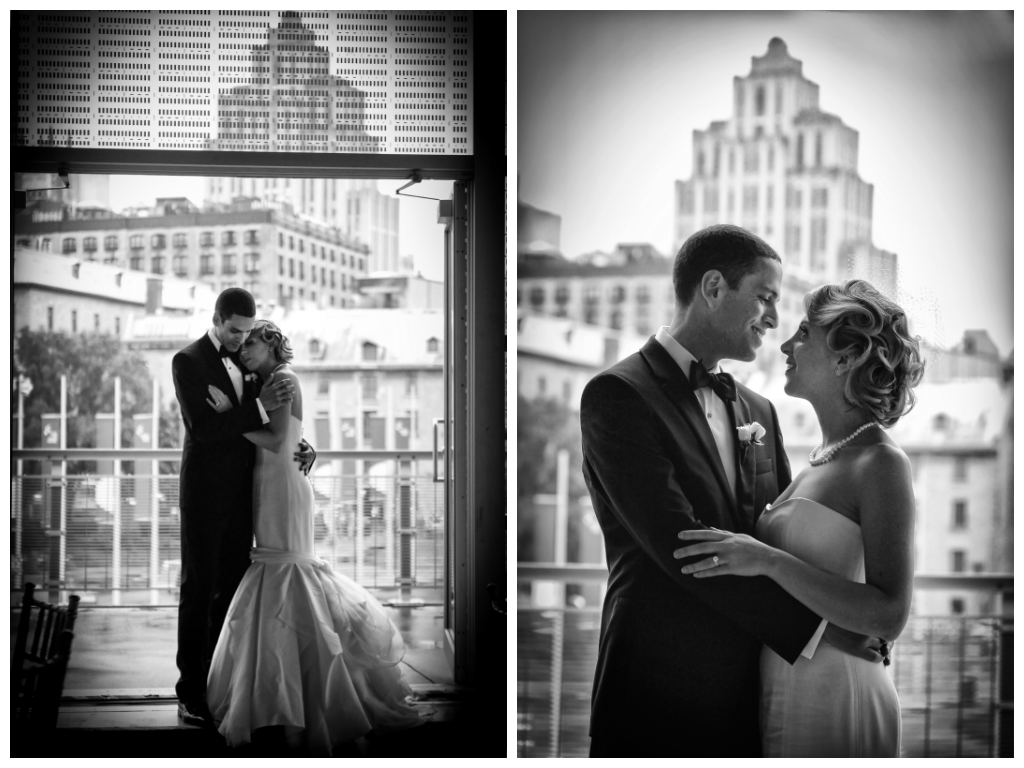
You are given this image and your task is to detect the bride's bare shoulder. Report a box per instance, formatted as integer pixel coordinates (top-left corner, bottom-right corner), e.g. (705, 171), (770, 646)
(853, 441), (914, 509)
(266, 365), (299, 385)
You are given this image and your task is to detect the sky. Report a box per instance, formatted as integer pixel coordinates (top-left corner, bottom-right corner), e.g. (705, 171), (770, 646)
(107, 176), (452, 282)
(517, 10), (1013, 355)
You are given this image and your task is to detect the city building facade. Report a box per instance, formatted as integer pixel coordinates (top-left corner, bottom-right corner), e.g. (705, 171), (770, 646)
(204, 177), (401, 273)
(124, 308), (444, 458)
(14, 199), (370, 309)
(518, 256), (675, 337)
(355, 273), (443, 309)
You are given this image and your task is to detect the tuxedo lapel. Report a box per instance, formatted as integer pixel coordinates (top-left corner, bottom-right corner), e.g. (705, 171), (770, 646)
(729, 392), (757, 534)
(198, 334), (242, 408)
(640, 340), (735, 508)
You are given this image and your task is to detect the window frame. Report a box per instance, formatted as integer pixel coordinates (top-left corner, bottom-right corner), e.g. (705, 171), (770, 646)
(13, 21), (502, 705)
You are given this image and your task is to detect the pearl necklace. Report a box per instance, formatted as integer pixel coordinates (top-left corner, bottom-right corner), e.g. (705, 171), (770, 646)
(809, 422), (879, 466)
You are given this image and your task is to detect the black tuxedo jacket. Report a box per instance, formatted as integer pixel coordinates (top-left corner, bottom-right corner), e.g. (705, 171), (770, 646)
(172, 334), (265, 525)
(580, 337), (822, 757)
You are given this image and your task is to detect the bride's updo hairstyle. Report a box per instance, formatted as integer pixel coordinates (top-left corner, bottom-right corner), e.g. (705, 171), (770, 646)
(251, 319), (294, 364)
(805, 279), (925, 428)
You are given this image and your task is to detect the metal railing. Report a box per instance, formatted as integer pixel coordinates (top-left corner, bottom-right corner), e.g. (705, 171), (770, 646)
(516, 564), (1014, 758)
(12, 449), (442, 605)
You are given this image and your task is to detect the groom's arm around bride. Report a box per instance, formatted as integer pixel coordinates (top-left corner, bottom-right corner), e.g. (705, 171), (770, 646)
(580, 226), (879, 758)
(582, 364), (821, 757)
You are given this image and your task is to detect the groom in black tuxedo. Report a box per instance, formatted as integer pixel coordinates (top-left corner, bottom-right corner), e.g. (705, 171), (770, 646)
(171, 288), (313, 725)
(581, 225), (880, 756)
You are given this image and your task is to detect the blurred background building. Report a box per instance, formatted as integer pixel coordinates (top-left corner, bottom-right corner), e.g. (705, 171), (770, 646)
(517, 176), (563, 266)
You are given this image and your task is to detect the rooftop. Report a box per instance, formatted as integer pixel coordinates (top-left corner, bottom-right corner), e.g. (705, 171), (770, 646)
(15, 201), (369, 253)
(13, 247), (217, 312)
(749, 37), (805, 78)
(517, 312), (648, 368)
(126, 308), (445, 367)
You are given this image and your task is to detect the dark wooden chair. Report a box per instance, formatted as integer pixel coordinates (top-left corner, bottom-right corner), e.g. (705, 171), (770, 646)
(11, 583), (81, 739)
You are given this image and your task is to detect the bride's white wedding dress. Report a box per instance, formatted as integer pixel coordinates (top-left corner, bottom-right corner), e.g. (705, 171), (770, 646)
(206, 410), (424, 754)
(756, 497), (901, 757)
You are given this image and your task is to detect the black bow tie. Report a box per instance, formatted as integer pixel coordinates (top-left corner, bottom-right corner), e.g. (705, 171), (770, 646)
(689, 361), (737, 402)
(218, 344), (235, 360)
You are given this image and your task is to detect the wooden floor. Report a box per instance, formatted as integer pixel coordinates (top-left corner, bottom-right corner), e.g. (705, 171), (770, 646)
(15, 685), (484, 757)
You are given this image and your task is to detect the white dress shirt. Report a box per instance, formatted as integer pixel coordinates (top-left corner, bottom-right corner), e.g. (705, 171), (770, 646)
(655, 327), (736, 500)
(208, 329), (269, 424)
(655, 327), (825, 659)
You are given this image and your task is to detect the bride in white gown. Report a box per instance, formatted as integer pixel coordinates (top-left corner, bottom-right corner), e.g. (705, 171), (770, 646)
(203, 320), (425, 755)
(675, 280), (924, 757)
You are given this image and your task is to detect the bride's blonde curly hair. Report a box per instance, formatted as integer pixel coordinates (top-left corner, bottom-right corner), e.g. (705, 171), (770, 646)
(805, 279), (925, 428)
(251, 319), (294, 363)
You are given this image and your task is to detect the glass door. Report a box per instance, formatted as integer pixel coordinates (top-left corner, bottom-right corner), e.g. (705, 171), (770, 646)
(442, 180), (469, 683)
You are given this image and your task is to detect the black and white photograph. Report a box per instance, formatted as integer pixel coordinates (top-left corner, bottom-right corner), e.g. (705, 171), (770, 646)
(11, 9), (505, 757)
(516, 10), (1012, 758)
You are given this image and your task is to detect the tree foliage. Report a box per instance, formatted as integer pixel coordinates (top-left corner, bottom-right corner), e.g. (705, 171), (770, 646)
(517, 395), (589, 562)
(516, 394), (586, 501)
(13, 328), (181, 472)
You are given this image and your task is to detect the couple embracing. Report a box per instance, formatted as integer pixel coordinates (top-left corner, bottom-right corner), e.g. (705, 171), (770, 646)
(171, 288), (424, 755)
(581, 225), (924, 757)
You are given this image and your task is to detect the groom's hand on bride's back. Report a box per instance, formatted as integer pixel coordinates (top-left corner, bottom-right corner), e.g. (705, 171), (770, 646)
(258, 378), (295, 412)
(294, 439), (316, 475)
(822, 623), (889, 664)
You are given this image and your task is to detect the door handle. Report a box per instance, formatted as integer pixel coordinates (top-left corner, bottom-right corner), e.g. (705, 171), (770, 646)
(432, 418), (444, 482)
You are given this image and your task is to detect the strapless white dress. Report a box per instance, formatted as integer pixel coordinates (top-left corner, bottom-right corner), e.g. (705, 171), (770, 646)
(206, 413), (424, 754)
(756, 497), (901, 757)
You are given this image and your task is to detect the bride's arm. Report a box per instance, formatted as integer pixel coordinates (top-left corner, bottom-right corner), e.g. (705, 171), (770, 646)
(241, 371), (296, 453)
(674, 444), (915, 641)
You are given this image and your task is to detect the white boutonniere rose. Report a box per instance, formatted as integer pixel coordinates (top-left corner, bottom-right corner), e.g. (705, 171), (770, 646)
(736, 422), (766, 447)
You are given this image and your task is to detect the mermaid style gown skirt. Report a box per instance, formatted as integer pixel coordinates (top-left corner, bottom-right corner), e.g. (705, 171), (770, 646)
(206, 415), (424, 754)
(756, 498), (901, 757)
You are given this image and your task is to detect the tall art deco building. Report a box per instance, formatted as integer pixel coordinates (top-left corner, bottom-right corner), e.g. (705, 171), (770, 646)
(674, 38), (896, 377)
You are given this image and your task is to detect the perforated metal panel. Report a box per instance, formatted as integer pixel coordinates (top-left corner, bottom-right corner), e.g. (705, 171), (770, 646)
(14, 10), (473, 155)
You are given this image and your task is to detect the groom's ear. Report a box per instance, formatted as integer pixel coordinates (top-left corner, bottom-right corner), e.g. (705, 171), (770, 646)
(700, 270), (725, 307)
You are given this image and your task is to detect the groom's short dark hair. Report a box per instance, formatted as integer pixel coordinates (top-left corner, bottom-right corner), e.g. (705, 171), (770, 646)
(673, 224), (781, 305)
(215, 287), (256, 320)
